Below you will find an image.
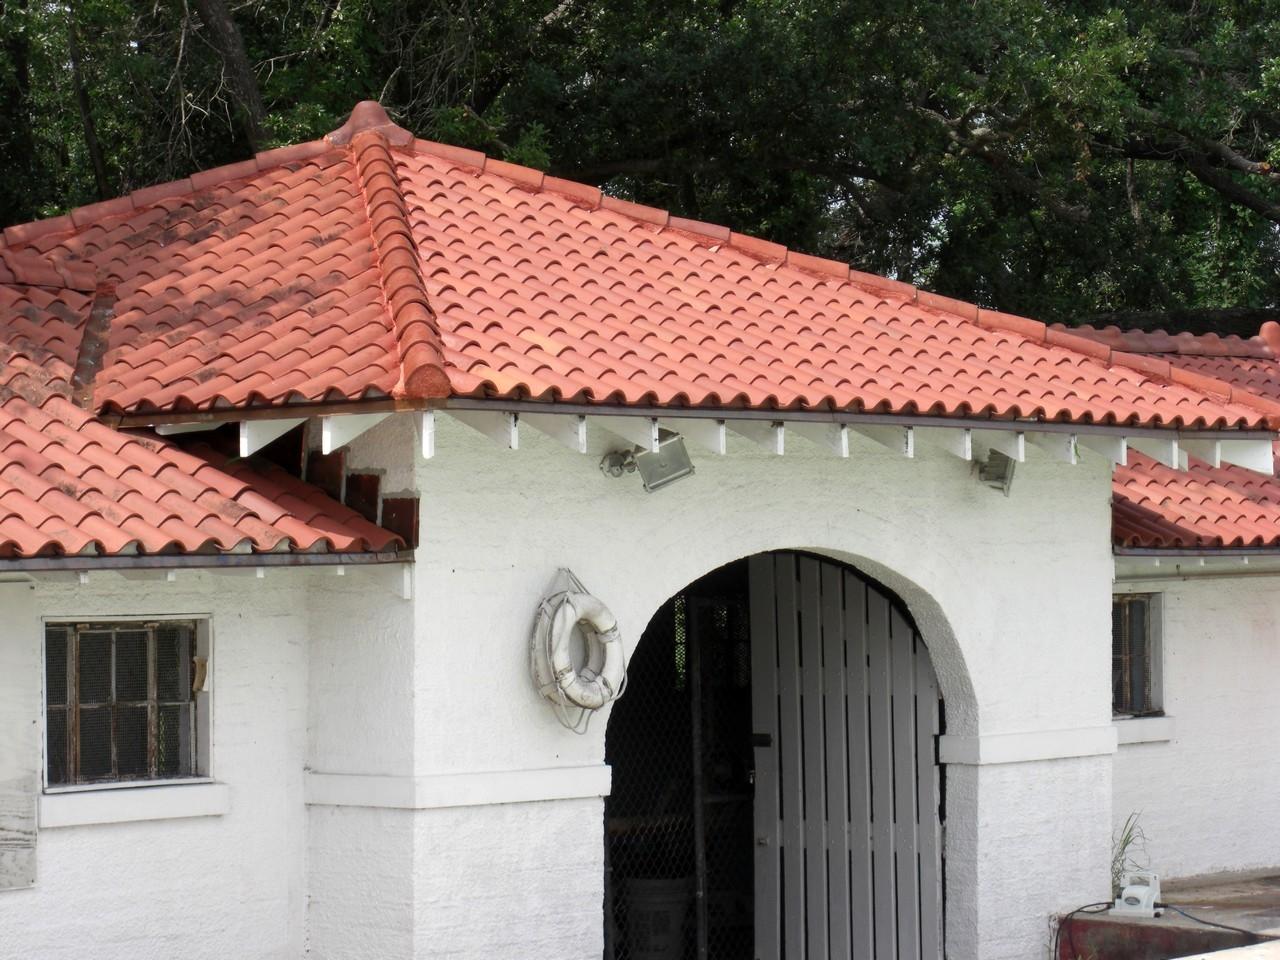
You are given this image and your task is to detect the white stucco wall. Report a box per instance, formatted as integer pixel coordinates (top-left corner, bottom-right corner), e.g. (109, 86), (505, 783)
(0, 569), (314, 960)
(0, 410), (1125, 960)
(407, 413), (1119, 960)
(1113, 574), (1280, 878)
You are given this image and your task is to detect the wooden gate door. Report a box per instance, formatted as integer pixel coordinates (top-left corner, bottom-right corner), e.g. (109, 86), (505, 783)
(748, 553), (944, 960)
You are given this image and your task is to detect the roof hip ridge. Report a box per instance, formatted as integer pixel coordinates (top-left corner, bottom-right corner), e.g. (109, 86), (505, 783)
(345, 127), (450, 399)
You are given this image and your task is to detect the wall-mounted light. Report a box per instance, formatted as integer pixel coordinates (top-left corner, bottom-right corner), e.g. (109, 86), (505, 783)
(976, 450), (1016, 496)
(600, 429), (695, 492)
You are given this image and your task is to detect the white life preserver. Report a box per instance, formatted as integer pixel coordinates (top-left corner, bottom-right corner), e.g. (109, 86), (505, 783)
(531, 572), (627, 726)
(548, 591), (625, 710)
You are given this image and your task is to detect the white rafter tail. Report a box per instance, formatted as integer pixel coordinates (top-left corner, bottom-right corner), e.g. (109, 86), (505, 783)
(1219, 438), (1275, 475)
(728, 420), (785, 455)
(594, 416), (659, 453)
(1079, 434), (1127, 466)
(660, 417), (726, 455)
(972, 429), (1026, 463)
(321, 412), (391, 455)
(420, 411), (436, 460)
(1179, 437), (1220, 468)
(1028, 432), (1078, 465)
(787, 421), (849, 457)
(448, 410), (518, 449)
(521, 412), (588, 453)
(851, 425), (913, 458)
(155, 421), (220, 436)
(1128, 435), (1180, 469)
(239, 418), (306, 457)
(916, 426), (971, 460)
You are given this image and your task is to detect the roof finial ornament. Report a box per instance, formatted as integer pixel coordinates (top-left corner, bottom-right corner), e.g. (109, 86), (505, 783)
(325, 101), (414, 147)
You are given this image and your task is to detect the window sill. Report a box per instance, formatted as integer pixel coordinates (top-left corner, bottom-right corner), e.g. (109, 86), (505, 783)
(39, 781), (229, 828)
(1114, 715), (1175, 746)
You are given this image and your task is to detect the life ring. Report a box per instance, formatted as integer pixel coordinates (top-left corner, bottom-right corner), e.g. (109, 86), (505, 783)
(532, 573), (627, 720)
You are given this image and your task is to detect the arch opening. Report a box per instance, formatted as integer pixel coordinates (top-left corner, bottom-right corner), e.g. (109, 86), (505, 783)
(604, 550), (946, 960)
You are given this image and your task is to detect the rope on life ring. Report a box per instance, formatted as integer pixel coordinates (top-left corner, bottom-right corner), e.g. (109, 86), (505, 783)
(531, 569), (628, 733)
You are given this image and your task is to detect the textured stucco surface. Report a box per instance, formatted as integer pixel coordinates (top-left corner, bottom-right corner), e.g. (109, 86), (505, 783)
(1113, 575), (1280, 878)
(412, 414), (1118, 960)
(0, 570), (313, 960)
(0, 411), (1124, 960)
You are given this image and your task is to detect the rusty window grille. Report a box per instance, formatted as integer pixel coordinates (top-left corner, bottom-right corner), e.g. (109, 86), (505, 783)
(45, 621), (201, 786)
(1112, 595), (1159, 717)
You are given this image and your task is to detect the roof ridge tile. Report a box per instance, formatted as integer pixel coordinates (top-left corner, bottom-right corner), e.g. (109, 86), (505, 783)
(348, 129), (450, 398)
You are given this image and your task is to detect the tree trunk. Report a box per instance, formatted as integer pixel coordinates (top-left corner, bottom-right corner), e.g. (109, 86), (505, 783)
(67, 4), (110, 200)
(191, 0), (266, 151)
(0, 0), (35, 222)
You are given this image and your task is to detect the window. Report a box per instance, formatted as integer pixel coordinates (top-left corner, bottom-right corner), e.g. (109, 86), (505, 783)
(1112, 595), (1161, 717)
(44, 620), (209, 787)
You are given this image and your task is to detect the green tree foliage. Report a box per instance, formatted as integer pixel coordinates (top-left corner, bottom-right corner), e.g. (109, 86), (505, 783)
(3, 0), (1280, 333)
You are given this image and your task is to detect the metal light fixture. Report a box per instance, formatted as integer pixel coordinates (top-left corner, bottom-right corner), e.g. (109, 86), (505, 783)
(599, 429), (695, 492)
(976, 450), (1016, 496)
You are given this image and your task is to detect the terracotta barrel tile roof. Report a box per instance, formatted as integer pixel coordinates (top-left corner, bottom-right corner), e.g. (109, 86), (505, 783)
(5, 101), (1280, 559)
(0, 344), (400, 560)
(1094, 324), (1280, 550)
(0, 101), (1268, 430)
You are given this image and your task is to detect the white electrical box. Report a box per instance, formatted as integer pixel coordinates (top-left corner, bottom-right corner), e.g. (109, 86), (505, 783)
(1113, 871), (1161, 918)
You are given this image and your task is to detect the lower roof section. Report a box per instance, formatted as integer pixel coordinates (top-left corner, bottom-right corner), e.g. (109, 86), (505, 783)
(0, 345), (404, 561)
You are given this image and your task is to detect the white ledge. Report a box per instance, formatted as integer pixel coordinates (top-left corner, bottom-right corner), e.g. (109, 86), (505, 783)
(40, 781), (229, 828)
(1115, 715), (1176, 745)
(304, 765), (612, 810)
(938, 726), (1118, 766)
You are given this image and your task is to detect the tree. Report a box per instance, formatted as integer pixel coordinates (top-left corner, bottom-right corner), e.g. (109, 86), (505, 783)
(2, 0), (1279, 335)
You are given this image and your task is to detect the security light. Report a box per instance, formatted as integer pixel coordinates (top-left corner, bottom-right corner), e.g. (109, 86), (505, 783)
(599, 429), (695, 492)
(976, 450), (1016, 496)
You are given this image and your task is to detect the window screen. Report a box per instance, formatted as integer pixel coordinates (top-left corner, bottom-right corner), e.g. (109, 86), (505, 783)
(45, 621), (200, 786)
(1112, 596), (1158, 716)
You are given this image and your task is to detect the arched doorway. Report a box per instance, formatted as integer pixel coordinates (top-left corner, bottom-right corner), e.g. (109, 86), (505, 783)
(604, 551), (945, 960)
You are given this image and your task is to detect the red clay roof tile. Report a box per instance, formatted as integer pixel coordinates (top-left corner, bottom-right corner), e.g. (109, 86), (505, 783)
(0, 342), (402, 559)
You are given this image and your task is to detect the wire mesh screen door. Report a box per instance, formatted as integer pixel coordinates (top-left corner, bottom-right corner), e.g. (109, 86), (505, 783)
(605, 561), (754, 960)
(605, 553), (944, 960)
(750, 553), (945, 960)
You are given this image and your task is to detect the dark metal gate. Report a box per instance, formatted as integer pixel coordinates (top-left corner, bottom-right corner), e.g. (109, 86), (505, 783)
(605, 553), (944, 960)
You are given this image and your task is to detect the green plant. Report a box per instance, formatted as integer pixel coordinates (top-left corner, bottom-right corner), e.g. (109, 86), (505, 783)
(1112, 812), (1149, 897)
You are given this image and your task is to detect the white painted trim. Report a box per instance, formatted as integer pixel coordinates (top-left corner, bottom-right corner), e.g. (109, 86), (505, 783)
(1114, 715), (1176, 745)
(973, 429), (1026, 462)
(239, 418), (305, 457)
(39, 782), (229, 828)
(521, 412), (588, 453)
(1029, 432), (1078, 465)
(321, 412), (390, 454)
(1080, 433), (1127, 465)
(594, 415), (658, 453)
(1129, 436), (1180, 469)
(917, 426), (972, 460)
(661, 417), (726, 455)
(1179, 438), (1221, 468)
(852, 425), (913, 457)
(788, 421), (849, 457)
(1220, 438), (1275, 475)
(448, 410), (518, 449)
(420, 410), (436, 459)
(727, 420), (784, 455)
(304, 765), (613, 810)
(938, 726), (1118, 765)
